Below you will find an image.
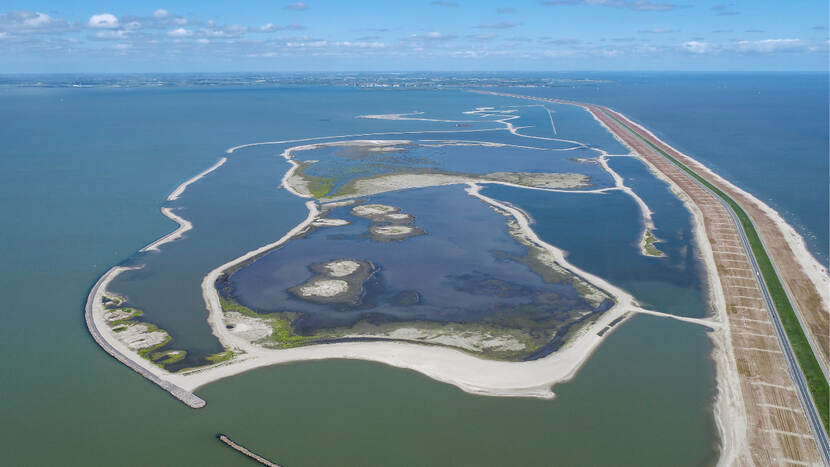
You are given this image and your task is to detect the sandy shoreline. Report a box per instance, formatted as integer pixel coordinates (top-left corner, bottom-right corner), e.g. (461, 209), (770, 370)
(181, 180), (665, 395)
(168, 157), (228, 201)
(87, 135), (715, 402)
(177, 172), (718, 395)
(139, 207), (192, 253)
(86, 103), (736, 426)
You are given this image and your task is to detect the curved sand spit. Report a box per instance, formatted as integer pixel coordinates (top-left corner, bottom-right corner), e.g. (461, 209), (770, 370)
(85, 100), (766, 465)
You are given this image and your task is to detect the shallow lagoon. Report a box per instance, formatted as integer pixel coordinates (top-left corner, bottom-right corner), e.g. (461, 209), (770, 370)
(225, 185), (611, 358)
(0, 83), (725, 465)
(295, 141), (612, 195)
(106, 101), (623, 368)
(483, 156), (710, 320)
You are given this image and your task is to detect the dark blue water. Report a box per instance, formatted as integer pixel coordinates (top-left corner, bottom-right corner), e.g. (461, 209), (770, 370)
(296, 140), (611, 191)
(1, 77), (773, 465)
(497, 72), (830, 266)
(228, 185), (608, 338)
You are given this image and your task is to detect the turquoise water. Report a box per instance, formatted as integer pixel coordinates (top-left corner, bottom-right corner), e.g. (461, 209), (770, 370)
(0, 80), (752, 465)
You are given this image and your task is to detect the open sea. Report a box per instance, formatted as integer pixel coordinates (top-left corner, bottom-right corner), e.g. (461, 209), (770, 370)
(0, 72), (825, 466)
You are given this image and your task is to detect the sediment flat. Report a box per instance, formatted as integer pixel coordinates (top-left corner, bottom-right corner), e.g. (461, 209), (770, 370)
(86, 105), (714, 402)
(85, 266), (206, 408)
(84, 100), (755, 464)
(474, 89), (830, 465)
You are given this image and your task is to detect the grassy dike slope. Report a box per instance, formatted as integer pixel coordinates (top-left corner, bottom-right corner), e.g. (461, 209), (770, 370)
(603, 110), (828, 432)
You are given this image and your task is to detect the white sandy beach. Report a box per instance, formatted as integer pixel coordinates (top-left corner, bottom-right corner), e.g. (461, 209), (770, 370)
(85, 101), (799, 467)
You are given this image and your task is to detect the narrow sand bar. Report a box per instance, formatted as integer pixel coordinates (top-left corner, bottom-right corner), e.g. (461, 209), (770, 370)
(86, 105), (729, 418)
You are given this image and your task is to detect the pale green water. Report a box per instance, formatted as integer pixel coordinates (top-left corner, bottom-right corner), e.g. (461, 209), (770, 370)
(0, 84), (718, 465)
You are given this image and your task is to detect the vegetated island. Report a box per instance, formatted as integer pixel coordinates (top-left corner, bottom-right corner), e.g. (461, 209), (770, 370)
(82, 95), (830, 465)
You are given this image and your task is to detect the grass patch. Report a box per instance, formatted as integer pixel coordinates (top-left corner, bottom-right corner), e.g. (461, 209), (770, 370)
(642, 231), (665, 257)
(605, 110), (829, 432)
(151, 350), (187, 366)
(136, 325), (172, 362)
(205, 350), (234, 364)
(308, 177), (335, 198)
(219, 297), (314, 348)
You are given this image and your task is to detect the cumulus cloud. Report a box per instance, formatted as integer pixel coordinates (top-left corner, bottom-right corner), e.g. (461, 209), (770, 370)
(88, 13), (119, 29)
(167, 27), (193, 37)
(0, 11), (75, 34)
(475, 22), (520, 29)
(542, 0), (683, 12)
(681, 40), (714, 54)
(283, 2), (309, 10)
(117, 11), (188, 30)
(680, 37), (820, 55)
(733, 38), (807, 53)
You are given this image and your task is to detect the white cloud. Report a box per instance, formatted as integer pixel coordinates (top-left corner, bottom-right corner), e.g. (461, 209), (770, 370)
(153, 9), (169, 19)
(335, 40), (386, 48)
(0, 11), (74, 33)
(94, 30), (127, 40)
(408, 31), (455, 41)
(23, 12), (53, 27)
(167, 27), (193, 37)
(284, 2), (309, 11)
(260, 23), (306, 32)
(286, 40), (328, 47)
(680, 37), (818, 55)
(733, 38), (806, 53)
(196, 38), (209, 44)
(682, 40), (714, 54)
(88, 13), (119, 29)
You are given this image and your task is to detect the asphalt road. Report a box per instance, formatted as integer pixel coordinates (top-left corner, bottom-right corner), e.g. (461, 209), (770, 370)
(698, 177), (830, 465)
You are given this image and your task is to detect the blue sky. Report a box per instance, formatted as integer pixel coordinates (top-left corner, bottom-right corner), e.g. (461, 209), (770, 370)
(0, 0), (827, 72)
